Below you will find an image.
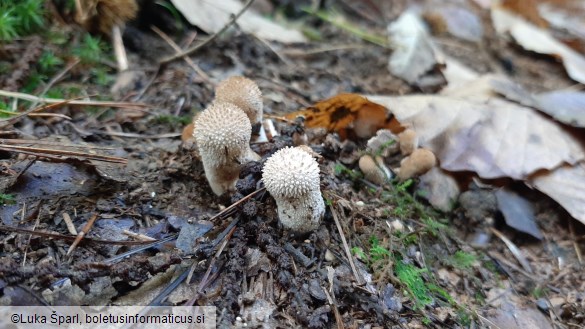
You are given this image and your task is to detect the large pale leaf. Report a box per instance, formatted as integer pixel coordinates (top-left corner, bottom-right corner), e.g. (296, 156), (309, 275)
(170, 0), (306, 43)
(530, 163), (585, 224)
(387, 12), (438, 84)
(535, 91), (585, 128)
(367, 95), (585, 179)
(491, 7), (585, 84)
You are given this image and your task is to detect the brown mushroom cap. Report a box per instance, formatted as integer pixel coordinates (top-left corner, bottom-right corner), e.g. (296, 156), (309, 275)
(215, 76), (263, 124)
(397, 148), (437, 181)
(359, 154), (391, 185)
(398, 129), (419, 156)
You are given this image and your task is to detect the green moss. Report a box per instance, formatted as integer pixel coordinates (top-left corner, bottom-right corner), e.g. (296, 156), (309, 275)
(449, 251), (477, 270)
(395, 260), (433, 309)
(0, 193), (16, 205)
(0, 0), (45, 41)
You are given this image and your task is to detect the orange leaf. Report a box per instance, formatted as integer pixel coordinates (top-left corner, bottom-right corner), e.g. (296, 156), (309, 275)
(285, 93), (403, 139)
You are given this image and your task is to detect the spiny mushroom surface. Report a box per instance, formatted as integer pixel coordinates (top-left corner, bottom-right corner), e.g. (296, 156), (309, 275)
(194, 102), (260, 195)
(215, 76), (263, 125)
(262, 147), (325, 233)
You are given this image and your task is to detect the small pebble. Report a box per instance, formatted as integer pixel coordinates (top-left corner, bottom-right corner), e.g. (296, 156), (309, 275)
(389, 220), (404, 232)
(325, 249), (335, 262)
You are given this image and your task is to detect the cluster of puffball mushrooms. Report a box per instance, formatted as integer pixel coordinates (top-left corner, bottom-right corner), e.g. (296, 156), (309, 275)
(359, 129), (436, 184)
(192, 76), (325, 233)
(192, 76), (437, 233)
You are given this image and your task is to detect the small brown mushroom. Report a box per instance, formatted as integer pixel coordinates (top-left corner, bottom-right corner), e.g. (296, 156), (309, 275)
(215, 76), (263, 126)
(398, 128), (418, 156)
(359, 154), (392, 185)
(396, 148), (437, 181)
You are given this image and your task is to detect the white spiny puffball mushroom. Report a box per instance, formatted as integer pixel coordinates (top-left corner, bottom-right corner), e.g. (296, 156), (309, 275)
(194, 102), (260, 195)
(215, 76), (263, 125)
(262, 147), (325, 233)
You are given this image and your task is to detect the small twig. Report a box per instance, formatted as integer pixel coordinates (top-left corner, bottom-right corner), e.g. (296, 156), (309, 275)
(184, 220), (239, 307)
(491, 227), (533, 274)
(0, 225), (152, 248)
(159, 0), (256, 64)
(122, 229), (157, 242)
(22, 205), (43, 266)
(26, 113), (72, 120)
(0, 139), (117, 150)
(569, 219), (582, 265)
(329, 202), (365, 286)
(67, 213), (99, 256)
(62, 213), (77, 235)
(92, 130), (181, 139)
(0, 143), (127, 164)
(112, 25), (129, 72)
(151, 26), (211, 83)
(208, 187), (266, 222)
(102, 234), (178, 265)
(28, 59), (81, 111)
(0, 90), (150, 112)
(284, 243), (313, 267)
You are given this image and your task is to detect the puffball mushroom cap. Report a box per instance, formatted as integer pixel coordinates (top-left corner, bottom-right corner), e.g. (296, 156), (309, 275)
(215, 76), (263, 124)
(194, 102), (260, 195)
(262, 147), (325, 233)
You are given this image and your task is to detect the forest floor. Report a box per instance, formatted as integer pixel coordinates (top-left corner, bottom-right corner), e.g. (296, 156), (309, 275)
(0, 0), (584, 328)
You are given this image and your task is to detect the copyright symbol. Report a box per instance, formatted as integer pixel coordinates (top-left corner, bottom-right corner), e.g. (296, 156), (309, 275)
(11, 314), (19, 323)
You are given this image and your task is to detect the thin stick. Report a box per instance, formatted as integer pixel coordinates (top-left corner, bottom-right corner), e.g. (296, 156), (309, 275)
(151, 26), (211, 83)
(184, 221), (238, 307)
(122, 230), (157, 242)
(0, 144), (127, 163)
(28, 59), (80, 111)
(62, 213), (77, 235)
(67, 213), (99, 256)
(209, 188), (266, 222)
(330, 203), (365, 286)
(0, 139), (117, 150)
(159, 0), (256, 64)
(0, 90), (150, 110)
(22, 205), (42, 266)
(112, 25), (129, 71)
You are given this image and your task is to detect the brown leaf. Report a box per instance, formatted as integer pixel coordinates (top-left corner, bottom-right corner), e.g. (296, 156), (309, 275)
(286, 93), (402, 139)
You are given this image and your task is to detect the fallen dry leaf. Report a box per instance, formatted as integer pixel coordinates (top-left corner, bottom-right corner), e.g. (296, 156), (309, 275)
(286, 93), (402, 139)
(423, 5), (483, 42)
(367, 94), (585, 179)
(170, 0), (306, 43)
(491, 6), (585, 84)
(530, 163), (585, 224)
(495, 188), (542, 239)
(535, 90), (585, 128)
(387, 11), (439, 84)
